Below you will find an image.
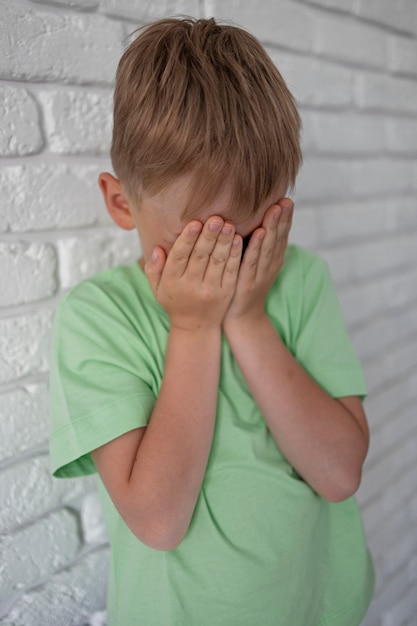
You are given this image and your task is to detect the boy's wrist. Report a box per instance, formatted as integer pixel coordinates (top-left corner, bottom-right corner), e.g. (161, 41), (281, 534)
(169, 321), (223, 337)
(222, 310), (269, 338)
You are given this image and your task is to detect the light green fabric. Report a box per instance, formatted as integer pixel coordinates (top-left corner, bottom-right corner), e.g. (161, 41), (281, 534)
(49, 244), (374, 626)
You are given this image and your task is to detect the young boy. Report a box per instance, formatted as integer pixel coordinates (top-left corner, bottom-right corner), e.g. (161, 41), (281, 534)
(49, 17), (374, 626)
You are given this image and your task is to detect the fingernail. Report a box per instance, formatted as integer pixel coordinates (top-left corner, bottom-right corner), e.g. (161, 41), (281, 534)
(208, 221), (222, 232)
(222, 224), (233, 235)
(188, 222), (202, 234)
(282, 202), (293, 213)
(151, 249), (158, 263)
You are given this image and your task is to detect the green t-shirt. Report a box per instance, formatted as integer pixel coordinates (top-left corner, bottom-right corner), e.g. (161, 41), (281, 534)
(49, 244), (374, 626)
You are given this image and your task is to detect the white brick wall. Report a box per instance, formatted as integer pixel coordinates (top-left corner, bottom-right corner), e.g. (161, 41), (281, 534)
(0, 0), (416, 624)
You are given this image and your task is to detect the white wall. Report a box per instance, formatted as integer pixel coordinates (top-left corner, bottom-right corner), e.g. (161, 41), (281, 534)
(0, 0), (416, 624)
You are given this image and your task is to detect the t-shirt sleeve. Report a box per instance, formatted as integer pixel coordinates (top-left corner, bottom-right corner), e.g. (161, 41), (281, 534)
(49, 282), (157, 478)
(292, 251), (367, 400)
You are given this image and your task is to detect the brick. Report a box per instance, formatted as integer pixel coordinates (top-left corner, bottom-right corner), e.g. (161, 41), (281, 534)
(294, 158), (351, 203)
(0, 509), (81, 604)
(351, 159), (414, 197)
(367, 473), (417, 552)
(408, 555), (417, 583)
(0, 385), (49, 464)
(360, 436), (417, 505)
(97, 202), (115, 227)
(57, 230), (139, 289)
(319, 197), (417, 245)
(358, 234), (417, 280)
(362, 338), (408, 394)
(81, 491), (108, 545)
(88, 611), (108, 626)
(381, 264), (417, 315)
(380, 584), (417, 626)
(357, 491), (383, 540)
(395, 195), (417, 228)
(39, 89), (112, 155)
(0, 86), (43, 156)
(206, 0), (316, 51)
(315, 15), (386, 68)
(363, 338), (417, 394)
(410, 494), (417, 522)
(320, 234), (416, 290)
(314, 246), (355, 287)
(298, 113), (314, 154)
(270, 51), (353, 107)
(385, 118), (417, 155)
(320, 199), (375, 242)
(0, 242), (57, 307)
(351, 308), (417, 361)
(355, 0), (417, 36)
(363, 488), (417, 626)
(338, 280), (383, 327)
(0, 455), (96, 533)
(359, 464), (416, 535)
(371, 405), (417, 473)
(379, 525), (417, 581)
(0, 164), (104, 233)
(380, 268), (417, 311)
(355, 73), (417, 114)
(297, 0), (355, 11)
(289, 207), (321, 249)
(0, 548), (109, 626)
(31, 0), (99, 8)
(0, 310), (52, 385)
(388, 36), (417, 77)
(339, 267), (417, 327)
(303, 111), (385, 155)
(100, 0), (199, 20)
(368, 567), (415, 624)
(0, 4), (123, 85)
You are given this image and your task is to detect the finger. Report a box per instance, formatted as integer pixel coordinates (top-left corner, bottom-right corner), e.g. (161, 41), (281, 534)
(277, 197), (294, 213)
(222, 234), (243, 289)
(165, 220), (203, 278)
(144, 246), (167, 294)
(186, 216), (225, 280)
(240, 205), (279, 283)
(257, 202), (293, 274)
(276, 198), (294, 240)
(259, 205), (282, 261)
(262, 198), (294, 237)
(239, 228), (266, 281)
(204, 221), (237, 284)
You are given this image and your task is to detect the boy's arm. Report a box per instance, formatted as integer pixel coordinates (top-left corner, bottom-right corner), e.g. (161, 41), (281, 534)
(223, 201), (369, 503)
(92, 218), (241, 551)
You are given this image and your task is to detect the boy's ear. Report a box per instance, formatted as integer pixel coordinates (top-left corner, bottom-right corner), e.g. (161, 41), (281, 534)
(98, 172), (136, 230)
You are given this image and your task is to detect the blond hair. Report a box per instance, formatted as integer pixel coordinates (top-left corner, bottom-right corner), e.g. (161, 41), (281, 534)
(111, 17), (302, 218)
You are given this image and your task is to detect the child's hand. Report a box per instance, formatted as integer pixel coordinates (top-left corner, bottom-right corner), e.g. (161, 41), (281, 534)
(223, 198), (294, 326)
(145, 216), (242, 332)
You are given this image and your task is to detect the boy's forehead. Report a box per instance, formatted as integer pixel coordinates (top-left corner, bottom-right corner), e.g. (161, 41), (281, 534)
(144, 175), (283, 232)
(149, 175), (235, 216)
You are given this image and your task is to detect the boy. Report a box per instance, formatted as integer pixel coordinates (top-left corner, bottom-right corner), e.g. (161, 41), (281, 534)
(49, 17), (374, 626)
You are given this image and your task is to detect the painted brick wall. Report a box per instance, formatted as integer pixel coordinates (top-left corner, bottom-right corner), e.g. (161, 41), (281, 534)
(0, 0), (416, 624)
